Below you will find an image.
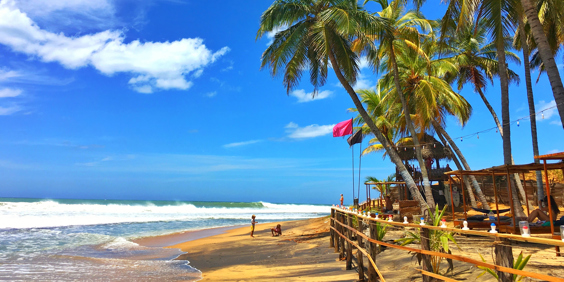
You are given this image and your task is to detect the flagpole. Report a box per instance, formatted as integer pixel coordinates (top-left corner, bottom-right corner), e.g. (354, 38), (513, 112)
(351, 134), (355, 202)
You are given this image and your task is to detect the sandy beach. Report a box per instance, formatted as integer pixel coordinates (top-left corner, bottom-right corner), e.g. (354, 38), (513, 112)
(158, 212), (564, 282)
(167, 217), (358, 281)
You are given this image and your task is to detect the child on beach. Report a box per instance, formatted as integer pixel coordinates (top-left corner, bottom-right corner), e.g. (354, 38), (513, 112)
(250, 215), (257, 237)
(271, 224), (282, 236)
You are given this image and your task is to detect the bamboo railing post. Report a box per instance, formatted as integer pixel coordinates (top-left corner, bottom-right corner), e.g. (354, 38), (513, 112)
(330, 209), (335, 248)
(367, 222), (378, 282)
(334, 211), (340, 253)
(522, 173), (530, 216)
(495, 238), (514, 282)
(448, 176), (455, 224)
(339, 213), (346, 259)
(420, 227), (432, 282)
(356, 215), (365, 281)
(346, 214), (353, 270)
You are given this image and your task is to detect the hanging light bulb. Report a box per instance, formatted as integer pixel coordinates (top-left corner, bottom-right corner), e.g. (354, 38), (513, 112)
(517, 121), (520, 127)
(460, 137), (463, 142)
(542, 112), (544, 119)
(477, 133), (479, 139)
(495, 129), (498, 133)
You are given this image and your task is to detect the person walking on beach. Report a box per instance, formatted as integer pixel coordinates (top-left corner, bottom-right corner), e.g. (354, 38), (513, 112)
(340, 194), (344, 206)
(250, 215), (257, 238)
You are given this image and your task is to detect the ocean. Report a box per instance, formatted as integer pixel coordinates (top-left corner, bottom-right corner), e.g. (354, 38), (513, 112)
(0, 198), (330, 281)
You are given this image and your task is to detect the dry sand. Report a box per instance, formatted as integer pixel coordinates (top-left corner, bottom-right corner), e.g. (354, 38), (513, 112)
(168, 217), (358, 281)
(162, 216), (564, 281)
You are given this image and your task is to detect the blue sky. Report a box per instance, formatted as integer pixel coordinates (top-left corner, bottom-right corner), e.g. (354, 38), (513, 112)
(0, 0), (562, 205)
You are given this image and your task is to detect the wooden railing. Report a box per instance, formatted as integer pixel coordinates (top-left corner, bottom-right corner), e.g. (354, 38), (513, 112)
(330, 207), (564, 282)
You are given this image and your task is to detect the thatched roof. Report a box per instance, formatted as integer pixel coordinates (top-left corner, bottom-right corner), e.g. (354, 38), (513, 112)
(396, 133), (454, 161)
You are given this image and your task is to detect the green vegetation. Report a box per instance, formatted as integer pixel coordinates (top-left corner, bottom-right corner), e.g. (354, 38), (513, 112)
(395, 205), (459, 274)
(477, 251), (532, 281)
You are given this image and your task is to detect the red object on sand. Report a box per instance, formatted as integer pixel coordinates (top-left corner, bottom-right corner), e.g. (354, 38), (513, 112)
(333, 119), (353, 137)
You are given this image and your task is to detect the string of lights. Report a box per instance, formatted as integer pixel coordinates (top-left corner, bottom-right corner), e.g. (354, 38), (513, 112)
(395, 101), (562, 151)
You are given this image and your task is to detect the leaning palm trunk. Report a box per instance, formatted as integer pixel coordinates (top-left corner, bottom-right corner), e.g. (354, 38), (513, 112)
(476, 87), (533, 211)
(327, 49), (429, 213)
(390, 46), (435, 208)
(433, 121), (490, 209)
(435, 129), (477, 208)
(519, 19), (545, 205)
(496, 38), (526, 218)
(520, 0), (564, 127)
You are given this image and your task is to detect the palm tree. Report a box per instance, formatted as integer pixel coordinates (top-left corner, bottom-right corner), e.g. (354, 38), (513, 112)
(376, 36), (491, 209)
(358, 0), (436, 207)
(257, 0), (429, 211)
(514, 14), (545, 205)
(519, 0), (564, 127)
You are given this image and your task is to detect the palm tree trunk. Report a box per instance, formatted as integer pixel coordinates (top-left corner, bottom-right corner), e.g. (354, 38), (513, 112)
(326, 48), (430, 212)
(519, 19), (545, 205)
(435, 129), (477, 208)
(496, 37), (526, 217)
(433, 120), (490, 209)
(520, 0), (564, 128)
(389, 45), (435, 208)
(476, 88), (533, 210)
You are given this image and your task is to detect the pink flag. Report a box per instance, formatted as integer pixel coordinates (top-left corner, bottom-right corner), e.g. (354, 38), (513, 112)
(333, 119), (353, 137)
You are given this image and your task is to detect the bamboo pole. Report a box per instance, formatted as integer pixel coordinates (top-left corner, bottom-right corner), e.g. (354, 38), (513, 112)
(355, 215), (365, 281)
(346, 214), (353, 270)
(449, 176), (455, 224)
(506, 169), (517, 228)
(543, 160), (555, 235)
(330, 209), (335, 248)
(492, 173), (501, 227)
(522, 173), (530, 216)
(460, 174), (468, 221)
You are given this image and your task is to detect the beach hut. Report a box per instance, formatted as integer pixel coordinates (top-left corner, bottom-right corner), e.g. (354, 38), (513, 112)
(445, 160), (564, 235)
(394, 134), (454, 206)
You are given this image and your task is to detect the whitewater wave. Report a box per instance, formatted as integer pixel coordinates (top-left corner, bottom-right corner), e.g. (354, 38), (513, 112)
(0, 199), (330, 229)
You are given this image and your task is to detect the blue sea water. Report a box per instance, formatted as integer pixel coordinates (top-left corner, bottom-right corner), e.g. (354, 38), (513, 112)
(0, 198), (330, 281)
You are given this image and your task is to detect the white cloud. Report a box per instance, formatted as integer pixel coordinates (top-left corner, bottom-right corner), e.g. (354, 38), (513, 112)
(0, 1), (230, 93)
(285, 122), (334, 139)
(0, 88), (22, 97)
(535, 100), (557, 121)
(358, 56), (370, 70)
(223, 140), (263, 148)
(205, 91), (217, 98)
(15, 0), (112, 16)
(290, 89), (332, 103)
(0, 105), (21, 115)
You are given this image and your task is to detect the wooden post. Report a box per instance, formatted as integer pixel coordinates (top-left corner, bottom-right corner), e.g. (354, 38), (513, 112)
(506, 170), (517, 228)
(334, 214), (340, 254)
(339, 213), (346, 259)
(356, 215), (365, 281)
(460, 174), (468, 221)
(522, 173), (530, 216)
(494, 238), (514, 282)
(330, 209), (335, 248)
(346, 214), (353, 270)
(449, 176), (455, 224)
(367, 222), (378, 282)
(543, 160), (555, 235)
(420, 227), (432, 282)
(492, 172), (501, 227)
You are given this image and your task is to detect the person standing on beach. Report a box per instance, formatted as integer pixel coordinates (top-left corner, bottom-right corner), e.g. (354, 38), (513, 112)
(250, 215), (257, 237)
(340, 194), (344, 206)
